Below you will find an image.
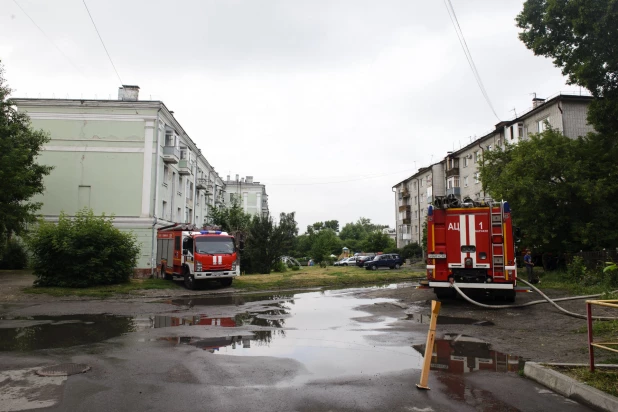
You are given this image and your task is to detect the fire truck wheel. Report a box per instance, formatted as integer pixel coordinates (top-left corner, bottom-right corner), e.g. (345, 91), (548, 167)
(183, 270), (196, 290)
(161, 267), (170, 281)
(219, 278), (233, 287)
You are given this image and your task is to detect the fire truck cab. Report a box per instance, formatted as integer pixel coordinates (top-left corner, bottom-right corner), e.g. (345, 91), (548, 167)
(157, 224), (240, 290)
(426, 198), (518, 301)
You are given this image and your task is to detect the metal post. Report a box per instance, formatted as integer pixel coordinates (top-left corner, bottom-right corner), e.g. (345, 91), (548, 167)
(417, 300), (441, 390)
(587, 301), (595, 372)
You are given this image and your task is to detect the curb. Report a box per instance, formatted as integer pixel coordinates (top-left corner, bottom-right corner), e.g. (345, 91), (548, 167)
(524, 362), (618, 412)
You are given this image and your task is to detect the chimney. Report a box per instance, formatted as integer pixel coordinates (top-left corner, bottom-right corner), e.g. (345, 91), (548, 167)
(532, 97), (545, 108)
(118, 85), (140, 101)
(246, 176), (253, 184)
(235, 174), (239, 182)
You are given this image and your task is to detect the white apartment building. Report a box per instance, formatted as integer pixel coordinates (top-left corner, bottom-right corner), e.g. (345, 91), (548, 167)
(223, 174), (269, 217)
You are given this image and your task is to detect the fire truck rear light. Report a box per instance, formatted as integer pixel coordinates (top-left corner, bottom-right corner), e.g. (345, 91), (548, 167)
(492, 235), (503, 244)
(427, 269), (433, 277)
(486, 277), (492, 283)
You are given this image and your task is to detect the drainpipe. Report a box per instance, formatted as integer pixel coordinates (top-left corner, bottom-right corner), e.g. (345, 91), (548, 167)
(416, 177), (422, 258)
(392, 187), (397, 247)
(150, 108), (162, 278)
(478, 142), (485, 199)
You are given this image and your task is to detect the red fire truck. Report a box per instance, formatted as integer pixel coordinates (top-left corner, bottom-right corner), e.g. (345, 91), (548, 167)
(156, 224), (241, 290)
(426, 198), (518, 301)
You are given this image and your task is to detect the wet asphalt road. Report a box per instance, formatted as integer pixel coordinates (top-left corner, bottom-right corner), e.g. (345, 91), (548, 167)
(0, 286), (594, 412)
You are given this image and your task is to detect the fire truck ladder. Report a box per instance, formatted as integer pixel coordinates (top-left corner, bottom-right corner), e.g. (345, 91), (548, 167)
(490, 201), (505, 279)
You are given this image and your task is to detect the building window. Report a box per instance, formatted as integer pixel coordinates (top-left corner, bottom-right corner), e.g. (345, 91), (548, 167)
(165, 130), (175, 147)
(518, 123), (524, 139)
(538, 117), (549, 132)
(463, 157), (469, 167)
(177, 207), (182, 222)
(163, 165), (169, 186)
(496, 138), (501, 147)
(162, 201), (168, 220)
(487, 145), (492, 151)
(414, 196), (417, 203)
(447, 176), (459, 189)
(464, 176), (469, 187)
(474, 151), (480, 163)
(420, 179), (424, 187)
(414, 225), (418, 233)
(474, 172), (480, 184)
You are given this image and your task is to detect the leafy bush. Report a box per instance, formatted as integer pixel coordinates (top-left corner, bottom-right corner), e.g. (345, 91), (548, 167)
(272, 260), (287, 273)
(291, 265), (300, 271)
(566, 256), (588, 282)
(0, 238), (28, 270)
(28, 209), (140, 287)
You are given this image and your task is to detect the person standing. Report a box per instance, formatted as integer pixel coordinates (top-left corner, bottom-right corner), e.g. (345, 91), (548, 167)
(524, 250), (537, 283)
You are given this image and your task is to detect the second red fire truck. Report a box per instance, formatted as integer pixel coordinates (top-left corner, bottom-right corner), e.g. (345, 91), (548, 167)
(156, 224), (241, 290)
(426, 197), (518, 301)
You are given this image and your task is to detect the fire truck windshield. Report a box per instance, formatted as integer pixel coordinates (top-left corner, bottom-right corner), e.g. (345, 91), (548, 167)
(195, 237), (235, 255)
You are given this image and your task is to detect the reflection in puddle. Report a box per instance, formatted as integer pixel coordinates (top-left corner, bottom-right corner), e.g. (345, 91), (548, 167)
(413, 334), (520, 374)
(0, 315), (135, 351)
(168, 293), (295, 307)
(407, 313), (495, 326)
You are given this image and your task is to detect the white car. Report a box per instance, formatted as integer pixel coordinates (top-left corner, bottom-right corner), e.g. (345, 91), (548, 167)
(340, 257), (357, 266)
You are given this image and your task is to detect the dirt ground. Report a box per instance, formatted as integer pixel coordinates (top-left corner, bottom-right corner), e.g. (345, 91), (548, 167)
(1, 271), (614, 365)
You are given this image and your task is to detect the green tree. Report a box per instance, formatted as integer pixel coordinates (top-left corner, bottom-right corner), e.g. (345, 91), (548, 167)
(310, 229), (341, 263)
(481, 128), (618, 252)
(361, 231), (395, 253)
(244, 212), (298, 274)
(0, 61), (52, 249)
(516, 0), (618, 134)
(209, 199), (251, 233)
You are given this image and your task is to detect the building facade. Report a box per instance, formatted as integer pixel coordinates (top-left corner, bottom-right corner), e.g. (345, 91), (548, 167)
(223, 175), (269, 217)
(13, 86), (266, 275)
(393, 93), (594, 249)
(393, 162), (445, 248)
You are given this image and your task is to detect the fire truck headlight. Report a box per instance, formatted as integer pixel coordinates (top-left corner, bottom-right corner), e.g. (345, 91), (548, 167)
(232, 263), (237, 271)
(196, 262), (202, 271)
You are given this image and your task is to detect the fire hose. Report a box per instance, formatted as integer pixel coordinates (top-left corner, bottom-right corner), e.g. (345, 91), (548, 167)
(450, 279), (618, 321)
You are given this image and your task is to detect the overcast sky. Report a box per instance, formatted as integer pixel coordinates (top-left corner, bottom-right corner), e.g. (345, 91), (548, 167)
(1, 0), (577, 233)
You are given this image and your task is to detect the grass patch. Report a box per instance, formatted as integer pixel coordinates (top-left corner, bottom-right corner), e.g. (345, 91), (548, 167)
(23, 278), (180, 298)
(575, 319), (618, 336)
(536, 270), (616, 296)
(233, 266), (424, 291)
(549, 366), (618, 398)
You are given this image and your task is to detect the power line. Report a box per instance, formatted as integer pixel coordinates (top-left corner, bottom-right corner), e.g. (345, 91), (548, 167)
(82, 0), (123, 85)
(268, 168), (419, 186)
(443, 0), (500, 121)
(12, 0), (84, 76)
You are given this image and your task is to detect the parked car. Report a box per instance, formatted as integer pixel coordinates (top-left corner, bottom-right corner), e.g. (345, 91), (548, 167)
(342, 257), (359, 266)
(334, 258), (348, 266)
(364, 254), (403, 270)
(355, 255), (375, 267)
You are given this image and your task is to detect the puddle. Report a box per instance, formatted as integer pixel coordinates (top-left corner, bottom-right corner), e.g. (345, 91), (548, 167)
(167, 293), (295, 307)
(413, 333), (520, 374)
(0, 314), (135, 351)
(406, 313), (494, 326)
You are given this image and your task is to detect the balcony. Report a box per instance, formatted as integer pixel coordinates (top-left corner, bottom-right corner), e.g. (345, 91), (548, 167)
(215, 195), (224, 205)
(403, 233), (412, 240)
(403, 218), (411, 224)
(446, 187), (461, 196)
(402, 189), (410, 198)
(178, 159), (192, 175)
(162, 146), (179, 164)
(446, 167), (459, 178)
(398, 205), (411, 212)
(196, 178), (211, 191)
